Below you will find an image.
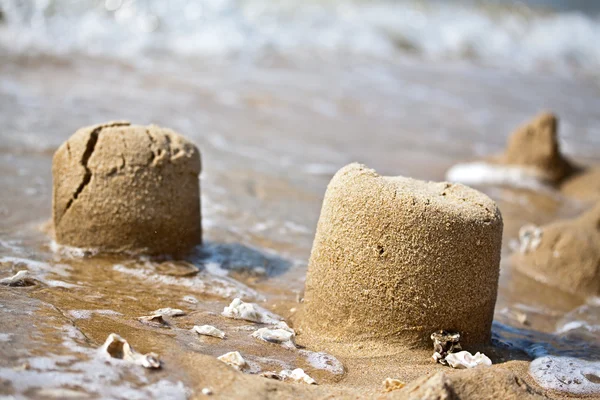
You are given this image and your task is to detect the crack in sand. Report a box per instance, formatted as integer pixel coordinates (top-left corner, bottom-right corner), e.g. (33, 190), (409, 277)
(59, 122), (129, 226)
(144, 128), (158, 164)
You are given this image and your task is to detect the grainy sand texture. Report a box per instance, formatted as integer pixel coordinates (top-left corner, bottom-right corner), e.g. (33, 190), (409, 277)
(300, 163), (503, 351)
(52, 121), (202, 255)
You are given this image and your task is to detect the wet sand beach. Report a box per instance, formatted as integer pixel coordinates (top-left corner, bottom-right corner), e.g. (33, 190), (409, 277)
(2, 0), (600, 398)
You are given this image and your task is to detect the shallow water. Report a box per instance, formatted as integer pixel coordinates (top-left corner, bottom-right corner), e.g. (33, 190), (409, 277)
(1, 1), (600, 398)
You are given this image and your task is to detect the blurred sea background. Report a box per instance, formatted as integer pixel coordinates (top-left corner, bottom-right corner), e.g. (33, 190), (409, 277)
(1, 0), (600, 78)
(1, 0), (600, 397)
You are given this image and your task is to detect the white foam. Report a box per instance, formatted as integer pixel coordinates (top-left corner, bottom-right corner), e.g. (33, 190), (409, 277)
(445, 162), (552, 191)
(530, 356), (600, 395)
(299, 350), (344, 375)
(1, 0), (600, 76)
(113, 263), (262, 301)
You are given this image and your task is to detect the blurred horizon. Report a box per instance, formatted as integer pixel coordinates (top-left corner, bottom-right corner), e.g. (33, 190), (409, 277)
(1, 0), (600, 80)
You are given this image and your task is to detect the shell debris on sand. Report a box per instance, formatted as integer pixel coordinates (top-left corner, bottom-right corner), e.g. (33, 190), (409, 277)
(431, 330), (462, 365)
(183, 295), (199, 304)
(299, 350), (345, 375)
(260, 368), (317, 385)
(518, 225), (543, 254)
(99, 333), (161, 369)
(193, 325), (226, 339)
(217, 351), (247, 370)
(0, 270), (36, 287)
(222, 298), (281, 324)
(445, 351), (492, 369)
(137, 314), (169, 328)
(382, 378), (405, 392)
(530, 355), (600, 396)
(153, 308), (186, 317)
(251, 326), (295, 349)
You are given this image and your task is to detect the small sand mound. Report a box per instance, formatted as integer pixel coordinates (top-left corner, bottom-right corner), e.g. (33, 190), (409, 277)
(561, 167), (600, 201)
(394, 368), (545, 400)
(500, 112), (573, 183)
(52, 121), (201, 255)
(300, 163), (503, 351)
(446, 112), (575, 188)
(512, 202), (600, 297)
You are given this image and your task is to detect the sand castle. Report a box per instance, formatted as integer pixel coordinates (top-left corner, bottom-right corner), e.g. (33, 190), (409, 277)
(446, 112), (576, 188)
(513, 203), (600, 297)
(52, 121), (201, 255)
(499, 112), (573, 183)
(300, 163), (503, 349)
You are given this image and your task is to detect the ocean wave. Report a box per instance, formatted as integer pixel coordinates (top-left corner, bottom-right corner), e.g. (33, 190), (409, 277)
(1, 0), (600, 75)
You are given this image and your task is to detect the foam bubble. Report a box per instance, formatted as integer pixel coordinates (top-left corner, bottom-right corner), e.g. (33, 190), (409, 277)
(530, 356), (600, 395)
(445, 162), (552, 191)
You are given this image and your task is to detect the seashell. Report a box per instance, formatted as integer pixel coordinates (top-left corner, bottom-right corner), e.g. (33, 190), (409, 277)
(217, 351), (247, 370)
(221, 298), (281, 324)
(260, 371), (283, 380)
(444, 351), (492, 369)
(0, 270), (36, 287)
(518, 224), (543, 254)
(382, 378), (405, 392)
(251, 327), (295, 349)
(192, 325), (226, 339)
(137, 314), (169, 328)
(279, 368), (317, 385)
(99, 333), (161, 369)
(299, 350), (345, 375)
(430, 330), (462, 364)
(201, 388), (213, 396)
(152, 308), (186, 317)
(183, 295), (199, 304)
(260, 368), (317, 385)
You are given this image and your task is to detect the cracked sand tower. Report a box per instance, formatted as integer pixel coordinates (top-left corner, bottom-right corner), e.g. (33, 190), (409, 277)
(52, 121), (201, 255)
(301, 163), (502, 349)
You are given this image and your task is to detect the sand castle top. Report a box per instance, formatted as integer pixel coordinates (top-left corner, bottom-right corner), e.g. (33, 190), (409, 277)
(301, 163), (502, 350)
(501, 112), (573, 182)
(335, 163), (500, 224)
(53, 121), (201, 225)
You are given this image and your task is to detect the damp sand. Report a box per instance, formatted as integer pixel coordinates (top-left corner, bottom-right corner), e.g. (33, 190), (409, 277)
(1, 55), (600, 399)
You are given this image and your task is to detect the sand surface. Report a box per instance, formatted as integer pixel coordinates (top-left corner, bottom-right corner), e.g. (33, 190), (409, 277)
(1, 55), (600, 399)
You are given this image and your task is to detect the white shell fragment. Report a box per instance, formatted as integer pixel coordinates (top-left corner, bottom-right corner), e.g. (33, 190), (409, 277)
(299, 350), (345, 375)
(137, 314), (169, 328)
(251, 327), (295, 349)
(201, 387), (213, 395)
(518, 224), (543, 254)
(183, 295), (199, 304)
(383, 378), (405, 392)
(193, 325), (226, 339)
(445, 351), (492, 369)
(280, 368), (317, 385)
(260, 368), (317, 385)
(0, 270), (36, 287)
(99, 333), (161, 369)
(217, 351), (247, 370)
(222, 298), (281, 324)
(152, 308), (186, 317)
